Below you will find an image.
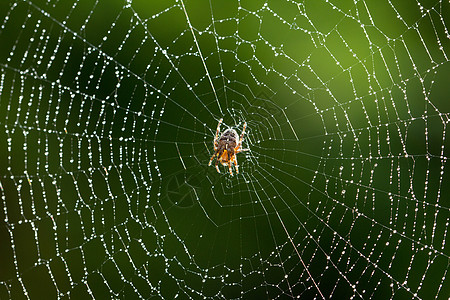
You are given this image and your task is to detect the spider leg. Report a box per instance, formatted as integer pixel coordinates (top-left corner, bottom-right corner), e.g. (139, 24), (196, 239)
(235, 148), (249, 153)
(215, 158), (220, 173)
(236, 122), (247, 151)
(208, 152), (217, 166)
(240, 122), (247, 141)
(234, 155), (239, 174)
(214, 118), (223, 145)
(228, 161), (233, 176)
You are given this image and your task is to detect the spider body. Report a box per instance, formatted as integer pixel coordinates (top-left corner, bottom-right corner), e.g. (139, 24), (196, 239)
(208, 119), (248, 176)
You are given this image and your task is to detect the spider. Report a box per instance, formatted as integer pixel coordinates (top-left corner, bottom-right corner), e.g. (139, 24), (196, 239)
(208, 118), (248, 176)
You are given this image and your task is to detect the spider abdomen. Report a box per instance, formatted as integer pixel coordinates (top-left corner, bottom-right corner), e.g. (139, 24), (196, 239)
(219, 129), (238, 146)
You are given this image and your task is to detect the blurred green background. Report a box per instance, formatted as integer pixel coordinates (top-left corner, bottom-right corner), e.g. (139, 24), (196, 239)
(0, 0), (449, 299)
